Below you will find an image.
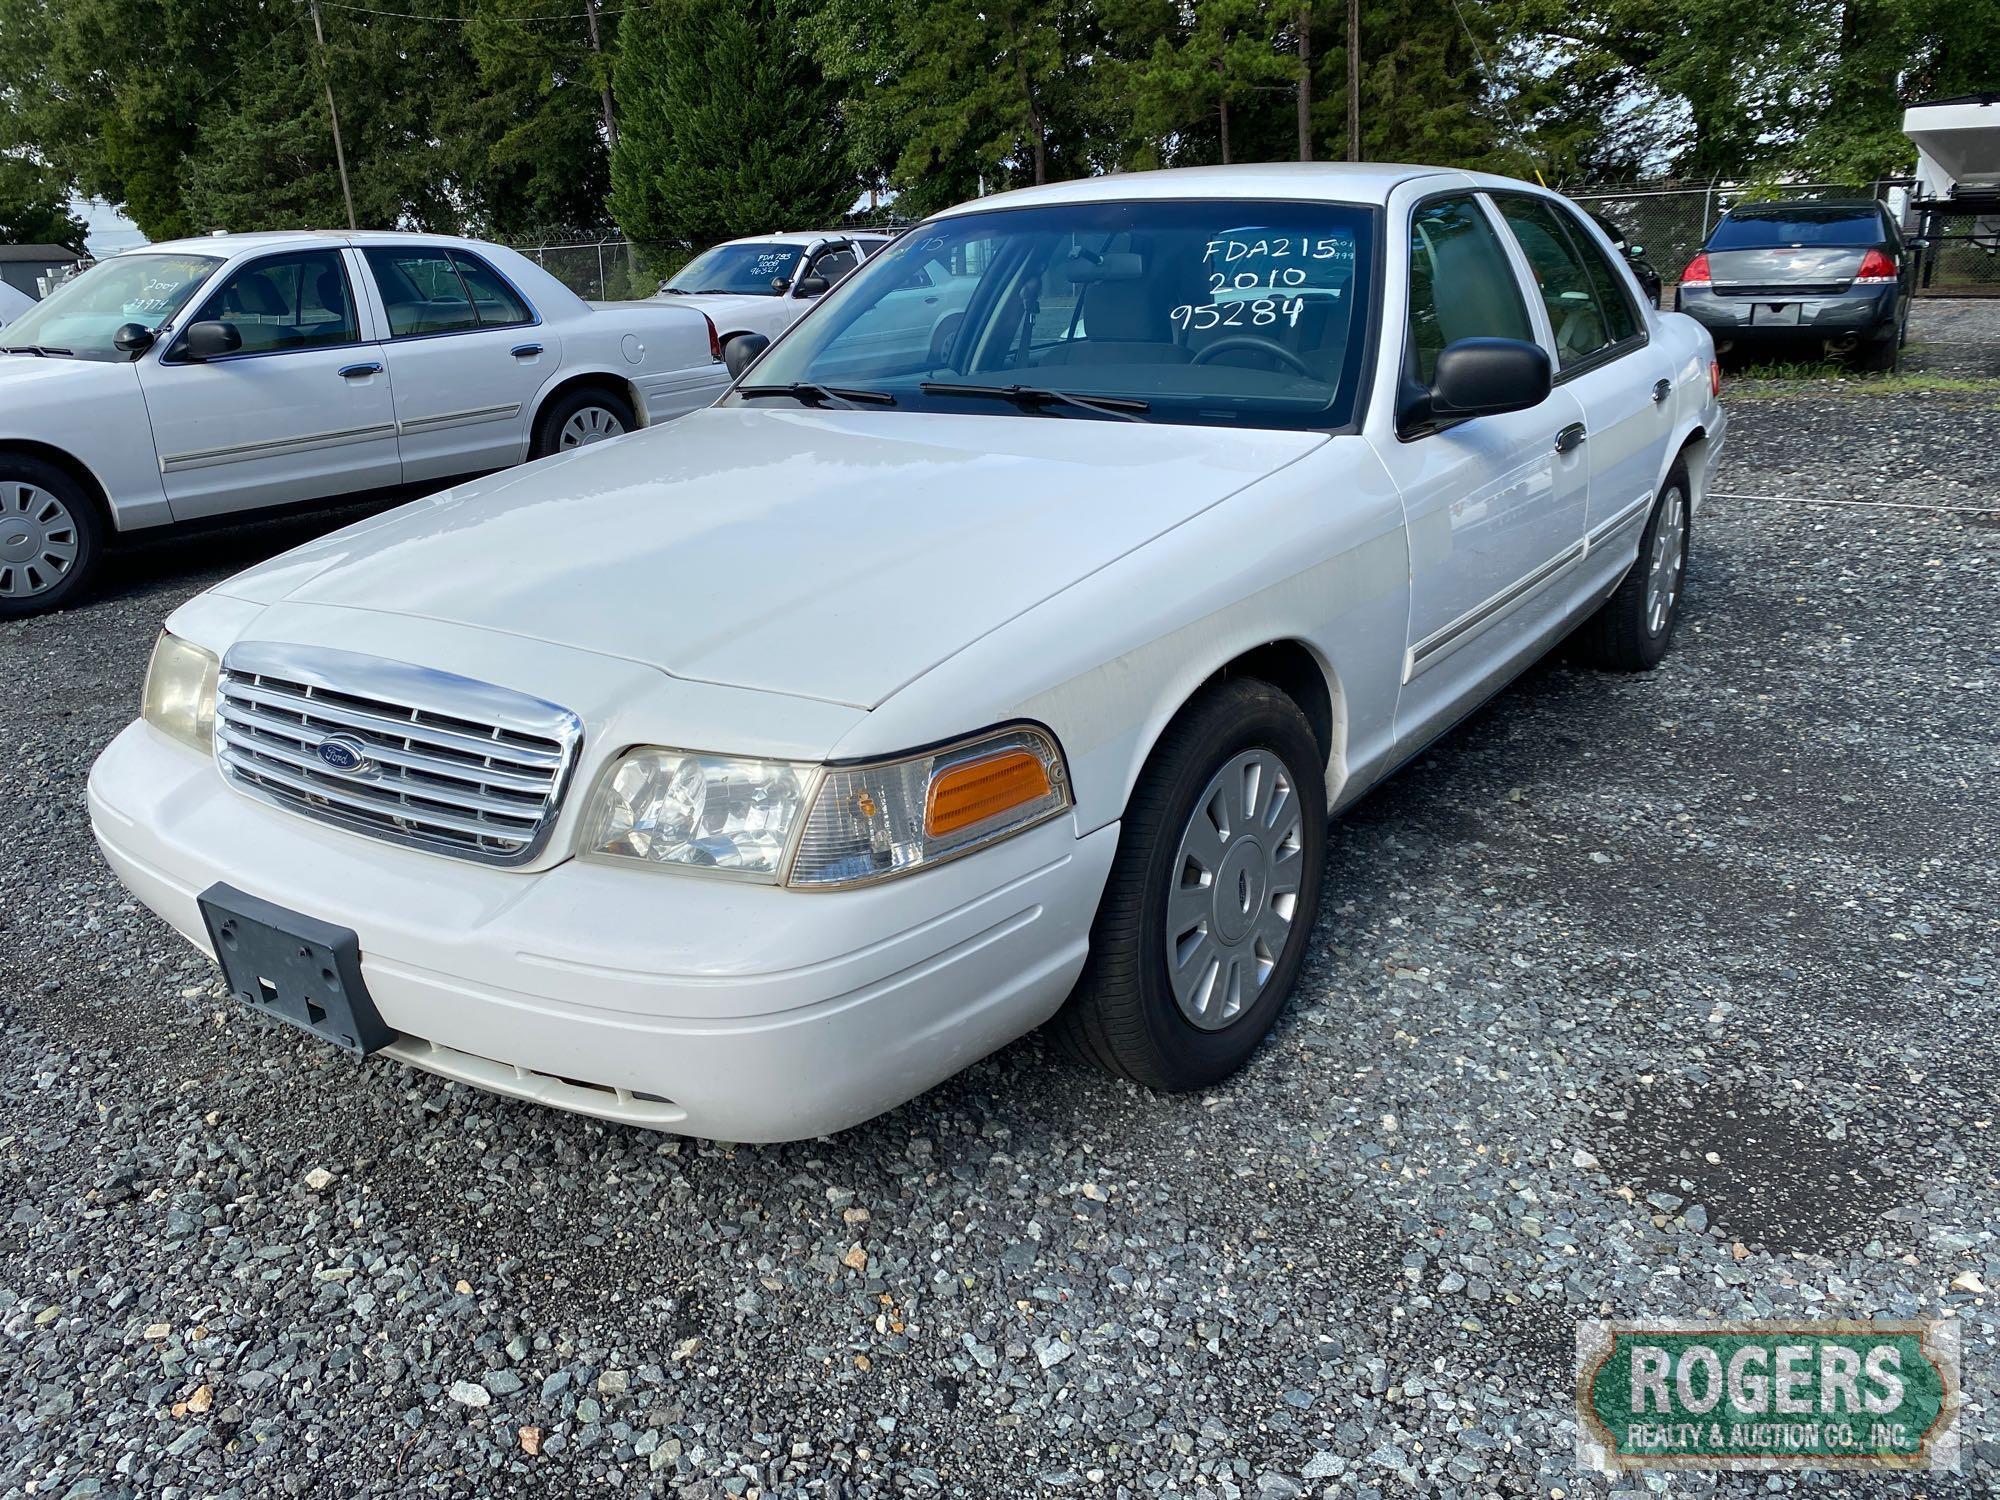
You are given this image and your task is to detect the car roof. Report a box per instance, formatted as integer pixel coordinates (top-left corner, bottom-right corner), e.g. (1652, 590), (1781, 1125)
(1724, 200), (1882, 215)
(715, 230), (873, 249)
(938, 161), (1501, 216)
(129, 229), (510, 258)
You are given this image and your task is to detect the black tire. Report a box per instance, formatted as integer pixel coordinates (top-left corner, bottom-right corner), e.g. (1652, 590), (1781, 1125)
(1574, 462), (1691, 672)
(1053, 677), (1328, 1091)
(1856, 329), (1900, 373)
(0, 456), (104, 618)
(530, 385), (636, 459)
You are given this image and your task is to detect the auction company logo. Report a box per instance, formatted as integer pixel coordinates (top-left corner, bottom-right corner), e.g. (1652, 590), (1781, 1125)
(1576, 1320), (1960, 1473)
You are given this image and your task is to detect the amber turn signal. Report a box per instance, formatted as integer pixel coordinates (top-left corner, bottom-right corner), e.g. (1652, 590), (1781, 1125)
(925, 750), (1052, 838)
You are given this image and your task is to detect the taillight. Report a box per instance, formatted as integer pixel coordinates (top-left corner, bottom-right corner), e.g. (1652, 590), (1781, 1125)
(702, 313), (721, 362)
(1680, 252), (1712, 287)
(1854, 248), (1897, 284)
(1709, 359), (1721, 398)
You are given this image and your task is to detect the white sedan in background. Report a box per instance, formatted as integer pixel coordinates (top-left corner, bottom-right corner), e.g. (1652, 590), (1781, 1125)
(0, 280), (35, 329)
(90, 165), (1724, 1142)
(0, 231), (727, 615)
(652, 230), (891, 360)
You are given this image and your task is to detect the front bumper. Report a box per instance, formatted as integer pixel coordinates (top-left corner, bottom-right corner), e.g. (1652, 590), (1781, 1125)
(1676, 284), (1897, 341)
(88, 721), (1118, 1140)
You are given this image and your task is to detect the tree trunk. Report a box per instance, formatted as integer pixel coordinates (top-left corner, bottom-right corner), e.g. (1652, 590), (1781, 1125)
(1344, 0), (1360, 163)
(1296, 4), (1312, 161)
(1220, 97), (1232, 164)
(1218, 55), (1232, 164)
(1016, 53), (1047, 183)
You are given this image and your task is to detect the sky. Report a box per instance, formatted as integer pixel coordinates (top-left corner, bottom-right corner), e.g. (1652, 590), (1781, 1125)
(76, 196), (146, 257)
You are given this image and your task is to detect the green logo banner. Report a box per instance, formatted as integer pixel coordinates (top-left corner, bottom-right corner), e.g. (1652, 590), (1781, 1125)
(1576, 1320), (1960, 1473)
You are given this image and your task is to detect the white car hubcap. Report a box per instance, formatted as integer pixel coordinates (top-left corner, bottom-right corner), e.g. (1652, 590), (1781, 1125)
(558, 406), (625, 449)
(1166, 748), (1305, 1031)
(0, 483), (79, 599)
(1645, 485), (1687, 636)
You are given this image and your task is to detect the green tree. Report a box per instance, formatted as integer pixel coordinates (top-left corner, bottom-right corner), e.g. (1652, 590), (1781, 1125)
(0, 155), (86, 246)
(610, 0), (856, 248)
(1119, 0), (1300, 166)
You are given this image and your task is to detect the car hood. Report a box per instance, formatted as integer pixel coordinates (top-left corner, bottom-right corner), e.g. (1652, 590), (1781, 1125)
(652, 292), (787, 325)
(0, 353), (123, 406)
(212, 406), (1325, 708)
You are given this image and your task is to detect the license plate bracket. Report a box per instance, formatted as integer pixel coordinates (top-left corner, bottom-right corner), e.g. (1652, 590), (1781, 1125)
(1753, 301), (1802, 326)
(197, 883), (392, 1057)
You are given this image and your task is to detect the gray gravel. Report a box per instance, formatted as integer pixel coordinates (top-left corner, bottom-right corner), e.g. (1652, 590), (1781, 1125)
(3, 302), (1996, 1497)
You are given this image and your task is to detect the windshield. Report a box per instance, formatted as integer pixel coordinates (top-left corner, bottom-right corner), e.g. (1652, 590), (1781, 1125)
(1710, 207), (1883, 250)
(1, 253), (222, 361)
(739, 199), (1378, 430)
(663, 243), (805, 297)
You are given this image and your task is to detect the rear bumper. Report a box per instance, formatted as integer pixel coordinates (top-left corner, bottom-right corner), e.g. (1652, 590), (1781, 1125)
(88, 720), (1119, 1140)
(1675, 285), (1897, 341)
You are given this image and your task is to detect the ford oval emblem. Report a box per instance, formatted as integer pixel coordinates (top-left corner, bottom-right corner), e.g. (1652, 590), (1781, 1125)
(316, 735), (370, 774)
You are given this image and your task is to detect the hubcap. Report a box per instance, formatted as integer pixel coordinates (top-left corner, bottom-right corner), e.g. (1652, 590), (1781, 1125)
(0, 483), (79, 599)
(1645, 485), (1687, 636)
(1165, 748), (1305, 1031)
(558, 405), (625, 449)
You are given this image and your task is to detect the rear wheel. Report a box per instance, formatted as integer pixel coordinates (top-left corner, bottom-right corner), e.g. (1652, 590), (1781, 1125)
(0, 457), (103, 617)
(1574, 464), (1690, 672)
(531, 386), (635, 459)
(1053, 678), (1328, 1091)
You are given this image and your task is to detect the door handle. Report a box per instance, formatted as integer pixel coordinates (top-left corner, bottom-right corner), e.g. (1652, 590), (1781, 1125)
(511, 342), (544, 358)
(1554, 422), (1587, 454)
(1652, 378), (1673, 404)
(337, 362), (382, 379)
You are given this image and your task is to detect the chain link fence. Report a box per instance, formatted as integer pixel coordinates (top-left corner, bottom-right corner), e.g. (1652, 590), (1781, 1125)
(514, 184), (1998, 303)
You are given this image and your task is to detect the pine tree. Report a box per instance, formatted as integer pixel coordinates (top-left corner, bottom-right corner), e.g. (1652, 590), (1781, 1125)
(609, 0), (856, 248)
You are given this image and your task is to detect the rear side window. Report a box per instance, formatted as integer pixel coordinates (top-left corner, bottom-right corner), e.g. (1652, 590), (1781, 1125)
(1553, 204), (1639, 345)
(1492, 195), (1631, 370)
(188, 250), (358, 356)
(1710, 207), (1885, 249)
(364, 248), (532, 337)
(1406, 195), (1534, 386)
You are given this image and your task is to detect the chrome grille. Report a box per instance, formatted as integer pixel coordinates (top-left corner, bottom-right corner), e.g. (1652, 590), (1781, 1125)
(214, 642), (583, 866)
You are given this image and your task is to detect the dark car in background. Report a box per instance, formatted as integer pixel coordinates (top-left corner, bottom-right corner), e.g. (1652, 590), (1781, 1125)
(1586, 210), (1663, 307)
(1675, 200), (1914, 369)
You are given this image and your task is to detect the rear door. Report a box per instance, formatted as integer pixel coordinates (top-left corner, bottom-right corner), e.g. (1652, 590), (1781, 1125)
(138, 248), (400, 520)
(361, 245), (552, 484)
(1489, 193), (1674, 570)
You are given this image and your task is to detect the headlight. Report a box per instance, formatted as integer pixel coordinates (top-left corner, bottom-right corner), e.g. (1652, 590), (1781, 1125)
(789, 725), (1069, 889)
(583, 749), (813, 880)
(581, 725), (1072, 888)
(140, 631), (218, 755)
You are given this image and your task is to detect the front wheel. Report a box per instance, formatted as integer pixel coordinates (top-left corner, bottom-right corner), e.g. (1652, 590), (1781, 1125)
(1053, 677), (1328, 1091)
(0, 458), (103, 618)
(1574, 464), (1690, 672)
(531, 386), (635, 459)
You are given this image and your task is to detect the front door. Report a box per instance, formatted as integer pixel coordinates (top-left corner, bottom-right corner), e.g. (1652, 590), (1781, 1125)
(361, 245), (552, 485)
(139, 248), (400, 521)
(1372, 194), (1589, 751)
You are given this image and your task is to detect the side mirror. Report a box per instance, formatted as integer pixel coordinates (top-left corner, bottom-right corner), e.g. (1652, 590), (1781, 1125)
(794, 275), (829, 298)
(113, 322), (155, 356)
(723, 332), (770, 379)
(179, 320), (242, 361)
(1427, 337), (1552, 421)
(1626, 244), (1646, 257)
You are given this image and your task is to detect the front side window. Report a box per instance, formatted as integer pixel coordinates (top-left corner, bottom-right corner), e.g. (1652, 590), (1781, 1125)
(741, 199), (1378, 431)
(1492, 195), (1619, 370)
(806, 246), (859, 288)
(184, 250), (359, 356)
(662, 243), (804, 297)
(1406, 196), (1534, 387)
(1, 253), (221, 362)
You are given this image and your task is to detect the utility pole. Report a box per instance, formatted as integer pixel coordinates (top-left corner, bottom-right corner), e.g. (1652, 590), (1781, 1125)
(1296, 4), (1312, 161)
(581, 0), (619, 152)
(1345, 0), (1360, 162)
(305, 0), (358, 229)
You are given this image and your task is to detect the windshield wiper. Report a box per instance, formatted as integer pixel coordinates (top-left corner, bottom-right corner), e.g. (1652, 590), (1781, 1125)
(737, 382), (898, 410)
(2, 345), (74, 357)
(657, 286), (690, 295)
(918, 382), (1149, 421)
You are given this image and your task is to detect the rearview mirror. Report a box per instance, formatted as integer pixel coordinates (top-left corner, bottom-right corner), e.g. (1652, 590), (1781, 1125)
(1424, 337), (1551, 422)
(179, 320), (242, 361)
(794, 275), (829, 298)
(723, 332), (770, 379)
(113, 322), (155, 356)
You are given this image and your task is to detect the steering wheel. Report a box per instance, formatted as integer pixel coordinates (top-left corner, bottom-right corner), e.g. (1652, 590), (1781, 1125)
(1189, 334), (1315, 377)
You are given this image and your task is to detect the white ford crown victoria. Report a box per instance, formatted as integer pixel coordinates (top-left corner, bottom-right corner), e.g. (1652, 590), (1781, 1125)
(89, 165), (1725, 1141)
(652, 229), (892, 358)
(0, 230), (727, 614)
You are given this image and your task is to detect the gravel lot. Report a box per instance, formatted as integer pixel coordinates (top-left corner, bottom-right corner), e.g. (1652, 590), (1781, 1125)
(3, 302), (1996, 1498)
